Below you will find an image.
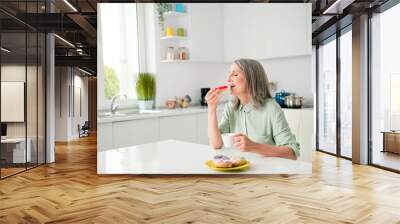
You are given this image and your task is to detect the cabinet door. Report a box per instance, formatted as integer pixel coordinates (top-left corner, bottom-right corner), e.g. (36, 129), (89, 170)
(197, 111), (223, 145)
(223, 3), (311, 61)
(297, 109), (314, 162)
(283, 109), (300, 139)
(113, 119), (159, 148)
(98, 123), (113, 151)
(159, 114), (197, 143)
(283, 109), (314, 162)
(189, 4), (224, 62)
(197, 113), (208, 145)
(223, 4), (266, 61)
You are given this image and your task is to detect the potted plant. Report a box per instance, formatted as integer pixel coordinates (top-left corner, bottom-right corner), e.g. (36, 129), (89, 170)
(156, 3), (172, 28)
(136, 73), (156, 110)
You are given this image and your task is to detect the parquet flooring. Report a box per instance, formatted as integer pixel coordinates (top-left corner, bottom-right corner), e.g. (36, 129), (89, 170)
(1, 134), (400, 223)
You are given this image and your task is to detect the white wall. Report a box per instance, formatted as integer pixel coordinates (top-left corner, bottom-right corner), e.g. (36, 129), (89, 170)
(1, 65), (38, 137)
(156, 63), (230, 107)
(55, 67), (89, 141)
(55, 67), (69, 141)
(72, 74), (89, 138)
(259, 56), (313, 106)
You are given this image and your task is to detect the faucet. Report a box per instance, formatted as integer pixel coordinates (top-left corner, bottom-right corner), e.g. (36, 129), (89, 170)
(110, 94), (127, 114)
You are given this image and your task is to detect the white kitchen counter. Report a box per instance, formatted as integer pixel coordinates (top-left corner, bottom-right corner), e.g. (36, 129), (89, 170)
(97, 105), (224, 124)
(97, 140), (312, 174)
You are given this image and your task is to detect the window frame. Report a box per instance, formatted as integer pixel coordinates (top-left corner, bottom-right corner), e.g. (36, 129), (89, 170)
(97, 3), (147, 111)
(315, 24), (353, 161)
(368, 1), (400, 173)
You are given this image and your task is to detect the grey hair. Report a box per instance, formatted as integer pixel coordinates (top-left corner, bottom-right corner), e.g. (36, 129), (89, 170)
(232, 58), (272, 110)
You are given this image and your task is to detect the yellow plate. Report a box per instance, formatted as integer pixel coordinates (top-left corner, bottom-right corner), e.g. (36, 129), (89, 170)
(205, 160), (250, 172)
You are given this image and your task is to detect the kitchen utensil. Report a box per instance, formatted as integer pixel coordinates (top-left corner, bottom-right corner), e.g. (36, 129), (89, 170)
(165, 99), (177, 109)
(274, 90), (290, 108)
(284, 94), (303, 108)
(200, 88), (210, 106)
(178, 95), (191, 108)
(185, 95), (192, 103)
(221, 133), (235, 148)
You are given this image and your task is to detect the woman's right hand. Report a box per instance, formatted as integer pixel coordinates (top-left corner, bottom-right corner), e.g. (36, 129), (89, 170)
(205, 88), (221, 111)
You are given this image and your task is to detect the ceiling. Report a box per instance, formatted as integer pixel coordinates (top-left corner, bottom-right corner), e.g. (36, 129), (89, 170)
(0, 0), (393, 75)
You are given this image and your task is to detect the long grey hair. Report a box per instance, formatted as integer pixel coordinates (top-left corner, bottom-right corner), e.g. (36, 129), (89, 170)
(232, 58), (272, 110)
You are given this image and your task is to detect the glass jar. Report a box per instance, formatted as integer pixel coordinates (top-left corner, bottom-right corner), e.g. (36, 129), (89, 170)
(165, 26), (174, 37)
(178, 47), (188, 60)
(166, 46), (175, 60)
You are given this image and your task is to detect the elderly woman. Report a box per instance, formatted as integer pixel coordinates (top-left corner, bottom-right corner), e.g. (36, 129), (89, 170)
(206, 58), (300, 160)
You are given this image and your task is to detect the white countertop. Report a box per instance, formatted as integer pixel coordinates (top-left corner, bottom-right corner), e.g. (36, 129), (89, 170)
(97, 140), (312, 174)
(97, 105), (223, 124)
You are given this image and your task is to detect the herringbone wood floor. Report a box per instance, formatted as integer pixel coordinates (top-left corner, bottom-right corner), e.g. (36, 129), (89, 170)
(1, 134), (400, 224)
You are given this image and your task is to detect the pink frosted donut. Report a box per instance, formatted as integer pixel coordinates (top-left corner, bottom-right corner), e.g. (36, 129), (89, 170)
(213, 159), (233, 168)
(231, 156), (247, 166)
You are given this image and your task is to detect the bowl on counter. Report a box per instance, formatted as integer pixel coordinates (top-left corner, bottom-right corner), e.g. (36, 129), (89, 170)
(165, 99), (178, 109)
(274, 90), (290, 108)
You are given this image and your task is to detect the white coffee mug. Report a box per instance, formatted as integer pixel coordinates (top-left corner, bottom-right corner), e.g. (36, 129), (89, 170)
(221, 133), (236, 148)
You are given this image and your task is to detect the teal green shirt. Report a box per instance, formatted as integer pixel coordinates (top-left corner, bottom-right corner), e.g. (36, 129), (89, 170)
(218, 99), (300, 158)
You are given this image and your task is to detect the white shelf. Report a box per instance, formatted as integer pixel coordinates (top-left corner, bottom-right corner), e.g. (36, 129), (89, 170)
(160, 60), (191, 63)
(160, 60), (226, 64)
(161, 36), (188, 41)
(163, 11), (187, 17)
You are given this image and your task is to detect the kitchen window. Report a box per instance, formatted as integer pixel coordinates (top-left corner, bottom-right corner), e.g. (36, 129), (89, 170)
(339, 27), (352, 158)
(370, 2), (400, 172)
(98, 3), (145, 110)
(317, 36), (337, 155)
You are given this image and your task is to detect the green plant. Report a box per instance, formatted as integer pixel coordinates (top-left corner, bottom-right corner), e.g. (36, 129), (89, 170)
(104, 66), (120, 100)
(156, 3), (171, 27)
(136, 73), (156, 101)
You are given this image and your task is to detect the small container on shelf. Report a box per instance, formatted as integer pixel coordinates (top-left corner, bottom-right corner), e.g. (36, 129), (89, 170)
(166, 46), (176, 60)
(177, 27), (185, 37)
(165, 26), (174, 37)
(175, 3), (185, 13)
(178, 47), (188, 60)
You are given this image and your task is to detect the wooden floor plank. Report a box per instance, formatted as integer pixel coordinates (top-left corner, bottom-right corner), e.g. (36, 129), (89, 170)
(0, 134), (400, 223)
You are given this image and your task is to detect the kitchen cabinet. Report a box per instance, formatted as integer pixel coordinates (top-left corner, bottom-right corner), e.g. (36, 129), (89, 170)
(197, 111), (223, 145)
(283, 109), (301, 139)
(189, 4), (224, 62)
(98, 123), (113, 152)
(112, 119), (159, 148)
(223, 3), (311, 61)
(283, 108), (314, 162)
(298, 109), (314, 161)
(159, 114), (197, 143)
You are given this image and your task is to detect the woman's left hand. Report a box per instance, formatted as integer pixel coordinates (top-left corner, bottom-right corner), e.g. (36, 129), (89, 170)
(233, 133), (258, 152)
